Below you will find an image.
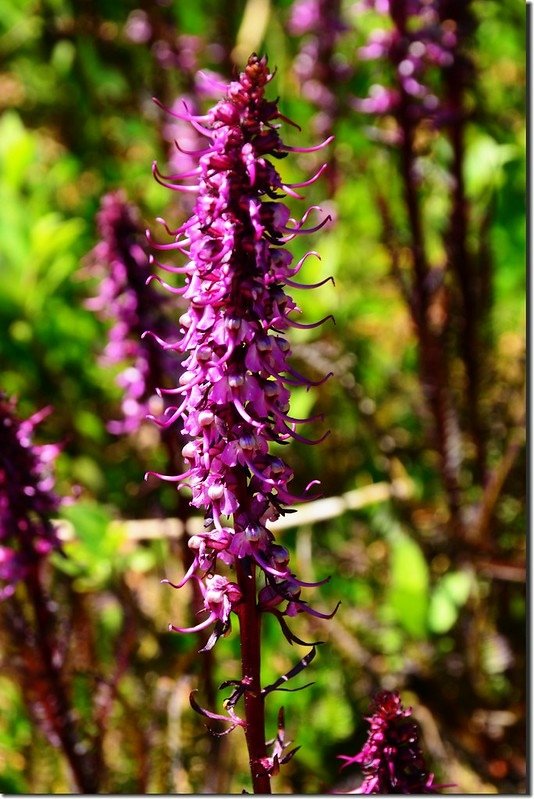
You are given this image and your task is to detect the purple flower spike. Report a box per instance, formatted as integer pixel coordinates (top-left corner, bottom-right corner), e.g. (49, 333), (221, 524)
(290, 2), (350, 133)
(338, 690), (448, 794)
(150, 54), (333, 645)
(85, 191), (175, 435)
(0, 396), (61, 600)
(353, 0), (464, 127)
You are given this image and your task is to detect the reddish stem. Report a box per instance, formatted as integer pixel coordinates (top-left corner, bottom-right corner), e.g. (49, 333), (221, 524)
(25, 568), (101, 793)
(390, 1), (464, 534)
(235, 556), (271, 794)
(443, 2), (487, 483)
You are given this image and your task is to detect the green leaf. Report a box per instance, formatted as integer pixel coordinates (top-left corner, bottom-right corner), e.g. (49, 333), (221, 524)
(128, 547), (157, 573)
(387, 531), (429, 639)
(464, 134), (519, 199)
(289, 386), (317, 423)
(428, 570), (473, 633)
(441, 570), (473, 605)
(51, 39), (76, 75)
(60, 501), (122, 560)
(58, 502), (126, 590)
(0, 112), (36, 188)
(428, 591), (458, 634)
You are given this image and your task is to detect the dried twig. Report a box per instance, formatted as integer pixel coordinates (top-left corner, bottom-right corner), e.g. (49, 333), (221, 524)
(54, 478), (414, 544)
(473, 426), (525, 544)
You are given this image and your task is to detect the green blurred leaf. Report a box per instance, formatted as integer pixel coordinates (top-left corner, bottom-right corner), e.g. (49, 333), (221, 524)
(387, 531), (429, 639)
(51, 39), (75, 74)
(428, 570), (473, 633)
(464, 134), (519, 198)
(289, 385), (316, 422)
(128, 546), (157, 573)
(0, 112), (36, 188)
(427, 590), (458, 634)
(59, 502), (125, 591)
(61, 500), (107, 539)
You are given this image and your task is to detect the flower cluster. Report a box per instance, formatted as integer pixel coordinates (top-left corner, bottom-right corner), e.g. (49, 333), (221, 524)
(288, 0), (351, 138)
(85, 191), (174, 435)
(148, 54), (336, 648)
(0, 396), (61, 600)
(124, 12), (226, 76)
(339, 690), (441, 794)
(353, 0), (461, 121)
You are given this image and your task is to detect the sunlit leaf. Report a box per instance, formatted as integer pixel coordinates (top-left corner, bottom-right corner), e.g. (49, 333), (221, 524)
(387, 531), (429, 639)
(428, 571), (473, 634)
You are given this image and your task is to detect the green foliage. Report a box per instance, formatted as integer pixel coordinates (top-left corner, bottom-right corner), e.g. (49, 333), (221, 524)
(428, 570), (473, 634)
(0, 678), (32, 793)
(387, 528), (429, 640)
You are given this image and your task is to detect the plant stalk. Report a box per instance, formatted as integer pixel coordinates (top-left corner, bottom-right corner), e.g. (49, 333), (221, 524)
(235, 556), (271, 794)
(25, 567), (101, 793)
(391, 1), (464, 534)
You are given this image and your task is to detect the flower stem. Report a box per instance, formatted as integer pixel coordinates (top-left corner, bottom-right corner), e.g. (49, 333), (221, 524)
(392, 2), (464, 535)
(235, 556), (271, 794)
(25, 568), (101, 793)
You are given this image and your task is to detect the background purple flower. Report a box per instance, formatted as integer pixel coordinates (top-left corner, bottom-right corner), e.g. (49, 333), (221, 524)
(85, 190), (176, 435)
(288, 0), (351, 194)
(0, 395), (61, 599)
(339, 690), (443, 794)
(352, 0), (467, 126)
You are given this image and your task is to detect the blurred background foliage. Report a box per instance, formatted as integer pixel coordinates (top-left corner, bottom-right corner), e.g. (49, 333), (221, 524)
(0, 0), (526, 793)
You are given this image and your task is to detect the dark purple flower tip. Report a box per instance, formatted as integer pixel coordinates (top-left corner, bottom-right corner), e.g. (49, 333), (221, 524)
(189, 689), (245, 734)
(258, 707), (300, 776)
